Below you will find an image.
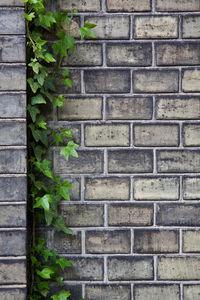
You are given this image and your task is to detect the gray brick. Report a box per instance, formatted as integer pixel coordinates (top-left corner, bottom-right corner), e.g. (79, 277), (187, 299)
(157, 203), (200, 226)
(0, 230), (26, 256)
(0, 94), (26, 118)
(0, 36), (25, 62)
(108, 150), (153, 173)
(183, 177), (200, 200)
(49, 123), (81, 145)
(107, 43), (152, 66)
(0, 289), (26, 300)
(0, 122), (26, 145)
(0, 176), (27, 201)
(50, 284), (82, 300)
(106, 0), (151, 12)
(134, 284), (180, 300)
(57, 0), (100, 11)
(0, 260), (26, 283)
(183, 16), (200, 38)
(184, 124), (200, 146)
(0, 149), (26, 174)
(184, 285), (200, 300)
(108, 256), (153, 280)
(56, 69), (81, 94)
(85, 70), (130, 94)
(0, 10), (25, 34)
(0, 66), (26, 91)
(157, 0), (200, 11)
(0, 205), (26, 227)
(0, 0), (24, 5)
(85, 285), (131, 300)
(183, 230), (200, 253)
(49, 230), (81, 254)
(182, 69), (200, 92)
(107, 97), (153, 120)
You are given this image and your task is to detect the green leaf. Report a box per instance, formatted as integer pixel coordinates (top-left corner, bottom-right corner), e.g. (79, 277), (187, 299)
(61, 128), (72, 138)
(32, 144), (46, 161)
(51, 290), (71, 300)
(31, 94), (46, 105)
(84, 21), (96, 29)
(28, 78), (41, 93)
(44, 53), (56, 63)
(34, 194), (52, 211)
(53, 215), (73, 235)
(28, 105), (40, 123)
(35, 159), (53, 179)
(57, 181), (72, 200)
(36, 267), (55, 279)
(38, 120), (47, 129)
(62, 78), (73, 87)
(79, 27), (96, 39)
(24, 12), (35, 21)
(53, 130), (63, 146)
(62, 69), (70, 77)
(56, 257), (72, 270)
(53, 95), (66, 109)
(60, 141), (79, 161)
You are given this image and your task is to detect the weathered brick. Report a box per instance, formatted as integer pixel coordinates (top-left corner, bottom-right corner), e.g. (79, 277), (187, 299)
(157, 203), (200, 226)
(54, 150), (103, 174)
(0, 10), (25, 34)
(134, 177), (179, 200)
(0, 149), (26, 174)
(86, 230), (131, 254)
(106, 0), (151, 11)
(0, 289), (26, 300)
(156, 42), (200, 66)
(0, 66), (26, 91)
(85, 124), (130, 147)
(108, 256), (153, 280)
(183, 231), (200, 253)
(64, 177), (80, 201)
(107, 97), (153, 120)
(156, 0), (200, 11)
(57, 0), (100, 11)
(106, 43), (152, 66)
(182, 69), (200, 92)
(0, 260), (26, 283)
(183, 16), (200, 38)
(158, 257), (200, 280)
(85, 285), (131, 300)
(0, 230), (26, 256)
(134, 124), (179, 147)
(0, 176), (27, 201)
(58, 97), (102, 121)
(85, 70), (130, 93)
(50, 284), (82, 300)
(184, 285), (200, 300)
(49, 123), (81, 145)
(0, 94), (26, 118)
(60, 204), (104, 227)
(134, 284), (180, 300)
(62, 257), (103, 281)
(183, 177), (200, 200)
(50, 230), (81, 254)
(85, 177), (130, 200)
(0, 205), (26, 227)
(0, 37), (25, 62)
(157, 150), (200, 173)
(108, 204), (154, 226)
(56, 69), (81, 94)
(133, 70), (179, 93)
(86, 16), (129, 39)
(134, 230), (179, 253)
(134, 16), (178, 39)
(156, 97), (200, 120)
(184, 124), (200, 146)
(108, 150), (153, 173)
(63, 43), (102, 66)
(0, 122), (26, 146)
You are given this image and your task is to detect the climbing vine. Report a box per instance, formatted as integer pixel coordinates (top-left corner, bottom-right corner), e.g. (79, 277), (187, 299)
(23, 0), (96, 299)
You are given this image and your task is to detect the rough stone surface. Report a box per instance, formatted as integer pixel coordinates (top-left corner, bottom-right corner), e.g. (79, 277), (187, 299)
(156, 0), (200, 11)
(183, 177), (200, 200)
(0, 260), (26, 284)
(183, 16), (200, 38)
(134, 285), (180, 300)
(106, 0), (151, 11)
(85, 285), (131, 300)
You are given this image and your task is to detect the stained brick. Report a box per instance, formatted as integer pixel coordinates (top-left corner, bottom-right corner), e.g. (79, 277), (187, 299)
(0, 230), (26, 256)
(0, 149), (26, 174)
(0, 94), (26, 118)
(0, 205), (26, 227)
(184, 285), (200, 300)
(57, 0), (100, 11)
(56, 69), (81, 94)
(183, 231), (200, 253)
(134, 284), (180, 300)
(182, 69), (200, 92)
(183, 16), (200, 38)
(0, 176), (27, 201)
(0, 289), (26, 300)
(0, 260), (26, 284)
(106, 0), (151, 11)
(0, 37), (25, 62)
(0, 66), (26, 91)
(183, 177), (200, 200)
(184, 124), (200, 146)
(85, 285), (131, 300)
(0, 10), (25, 34)
(156, 0), (200, 11)
(0, 122), (26, 146)
(51, 231), (81, 254)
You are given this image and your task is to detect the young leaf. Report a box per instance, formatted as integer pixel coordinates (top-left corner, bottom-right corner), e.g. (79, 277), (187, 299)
(51, 290), (71, 300)
(31, 94), (46, 105)
(28, 105), (40, 123)
(24, 12), (35, 21)
(36, 267), (55, 279)
(44, 53), (56, 63)
(33, 194), (52, 211)
(56, 257), (72, 270)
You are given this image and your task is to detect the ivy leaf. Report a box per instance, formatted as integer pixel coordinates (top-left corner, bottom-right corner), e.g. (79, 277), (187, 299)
(24, 12), (35, 21)
(35, 159), (53, 179)
(37, 281), (49, 297)
(38, 120), (47, 129)
(36, 267), (55, 279)
(28, 78), (41, 93)
(34, 70), (47, 86)
(34, 194), (52, 211)
(39, 13), (56, 28)
(51, 290), (71, 300)
(79, 27), (96, 39)
(44, 53), (56, 63)
(61, 128), (72, 138)
(84, 21), (96, 29)
(32, 144), (46, 161)
(60, 141), (79, 161)
(57, 181), (72, 200)
(56, 257), (72, 270)
(53, 215), (73, 235)
(44, 209), (55, 226)
(53, 130), (63, 146)
(29, 124), (42, 142)
(31, 94), (46, 105)
(27, 105), (40, 123)
(62, 78), (73, 87)
(53, 95), (66, 108)
(62, 69), (70, 77)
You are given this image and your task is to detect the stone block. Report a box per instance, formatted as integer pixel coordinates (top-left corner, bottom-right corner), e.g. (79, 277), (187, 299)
(85, 285), (131, 300)
(0, 10), (25, 34)
(182, 69), (200, 92)
(0, 36), (25, 62)
(0, 122), (26, 146)
(183, 231), (200, 253)
(106, 0), (151, 11)
(0, 176), (27, 201)
(183, 177), (200, 200)
(0, 204), (26, 227)
(0, 66), (26, 91)
(0, 149), (26, 174)
(57, 0), (100, 11)
(134, 284), (180, 300)
(156, 0), (200, 11)
(0, 94), (26, 118)
(0, 260), (26, 283)
(183, 16), (200, 38)
(0, 230), (26, 256)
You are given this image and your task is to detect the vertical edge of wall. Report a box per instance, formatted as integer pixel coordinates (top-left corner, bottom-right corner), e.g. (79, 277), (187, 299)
(0, 1), (27, 299)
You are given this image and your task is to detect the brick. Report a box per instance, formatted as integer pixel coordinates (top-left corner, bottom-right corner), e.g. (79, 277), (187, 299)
(183, 16), (200, 38)
(0, 149), (26, 174)
(107, 97), (153, 120)
(0, 37), (25, 62)
(60, 204), (104, 227)
(156, 97), (200, 120)
(184, 124), (200, 146)
(183, 177), (200, 200)
(63, 43), (102, 66)
(57, 0), (100, 11)
(0, 289), (26, 300)
(51, 230), (81, 254)
(108, 150), (153, 173)
(106, 0), (151, 11)
(85, 70), (130, 93)
(86, 230), (131, 254)
(156, 42), (200, 66)
(134, 177), (179, 200)
(85, 285), (131, 300)
(134, 230), (179, 253)
(54, 150), (103, 174)
(85, 124), (130, 147)
(85, 177), (130, 200)
(157, 203), (200, 226)
(0, 10), (25, 34)
(182, 69), (200, 92)
(108, 256), (153, 280)
(86, 16), (129, 39)
(0, 205), (26, 227)
(0, 230), (26, 256)
(106, 43), (152, 66)
(0, 260), (26, 283)
(134, 16), (178, 39)
(0, 66), (26, 91)
(62, 257), (103, 281)
(0, 0), (24, 5)
(134, 284), (180, 300)
(108, 204), (154, 226)
(56, 69), (81, 94)
(184, 285), (200, 300)
(0, 122), (26, 146)
(50, 284), (82, 300)
(158, 257), (200, 280)
(0, 176), (27, 201)
(58, 97), (102, 120)
(65, 177), (80, 201)
(49, 123), (81, 145)
(0, 94), (26, 118)
(134, 124), (179, 147)
(157, 150), (200, 173)
(133, 70), (179, 93)
(156, 0), (200, 11)
(183, 231), (200, 253)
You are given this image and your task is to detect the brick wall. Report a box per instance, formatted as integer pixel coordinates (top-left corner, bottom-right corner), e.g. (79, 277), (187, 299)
(0, 1), (27, 299)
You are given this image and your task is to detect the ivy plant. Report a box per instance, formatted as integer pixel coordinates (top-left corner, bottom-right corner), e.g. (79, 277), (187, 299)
(22, 0), (96, 298)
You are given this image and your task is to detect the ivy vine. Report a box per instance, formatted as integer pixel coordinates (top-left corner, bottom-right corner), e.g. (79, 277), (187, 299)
(22, 0), (96, 299)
